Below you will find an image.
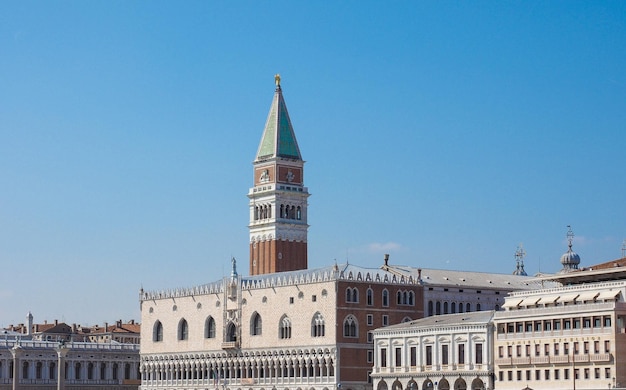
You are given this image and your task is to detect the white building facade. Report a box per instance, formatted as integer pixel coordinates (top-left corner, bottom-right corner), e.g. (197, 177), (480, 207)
(371, 311), (495, 390)
(493, 280), (626, 390)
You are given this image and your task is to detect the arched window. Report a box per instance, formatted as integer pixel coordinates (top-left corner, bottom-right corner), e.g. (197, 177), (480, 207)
(466, 303), (471, 312)
(22, 361), (29, 379)
(49, 362), (56, 380)
(280, 205), (285, 218)
(205, 316), (216, 338)
(279, 315), (292, 339)
(251, 312), (262, 336)
(74, 362), (80, 380)
(290, 206), (296, 219)
(444, 302), (449, 314)
(451, 302), (456, 314)
(476, 303), (481, 311)
(401, 317), (412, 323)
(352, 288), (359, 303)
(343, 315), (358, 337)
(124, 363), (131, 380)
(226, 322), (237, 342)
(87, 362), (93, 380)
(36, 362), (43, 379)
(396, 291), (402, 304)
(178, 318), (189, 340)
(268, 204), (272, 218)
(367, 288), (373, 306)
(428, 301), (434, 316)
(408, 291), (414, 305)
(153, 320), (163, 342)
(459, 302), (464, 313)
(382, 289), (389, 307)
(436, 301), (441, 315)
(296, 206), (301, 220)
(112, 363), (118, 380)
(311, 312), (325, 337)
(346, 288), (352, 302)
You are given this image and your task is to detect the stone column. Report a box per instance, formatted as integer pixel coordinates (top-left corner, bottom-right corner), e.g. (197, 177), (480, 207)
(55, 344), (68, 390)
(10, 345), (22, 390)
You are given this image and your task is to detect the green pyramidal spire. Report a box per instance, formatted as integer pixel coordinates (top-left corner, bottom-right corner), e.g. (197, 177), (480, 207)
(255, 75), (302, 161)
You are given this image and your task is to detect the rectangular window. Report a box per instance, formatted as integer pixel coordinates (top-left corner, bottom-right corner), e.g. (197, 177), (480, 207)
(525, 345), (530, 357)
(525, 322), (532, 332)
(426, 346), (433, 366)
(367, 350), (373, 363)
(367, 314), (374, 326)
(584, 368), (589, 379)
(534, 321), (542, 332)
(499, 372), (503, 382)
(545, 370), (550, 380)
(574, 369), (579, 380)
(594, 317), (602, 327)
(544, 320), (552, 331)
(564, 319), (571, 329)
(604, 316), (612, 327)
(583, 318), (591, 328)
(554, 343), (559, 356)
(410, 347), (417, 366)
(289, 297), (294, 304)
(583, 341), (589, 354)
(594, 341), (600, 354)
(381, 348), (387, 367)
(382, 315), (389, 326)
(564, 369), (569, 380)
(395, 347), (402, 367)
(312, 295), (317, 302)
(442, 345), (449, 365)
(544, 344), (550, 356)
(517, 371), (522, 381)
(595, 368), (600, 379)
(555, 369), (560, 380)
(475, 343), (483, 364)
(508, 371), (512, 381)
(526, 370), (531, 381)
(564, 342), (569, 355)
(507, 346), (512, 357)
(574, 342), (579, 355)
(535, 370), (540, 380)
(516, 322), (523, 332)
(367, 332), (373, 343)
(535, 344), (540, 356)
(553, 320), (561, 330)
(605, 340), (610, 353)
(606, 368), (611, 379)
(458, 344), (465, 364)
(516, 345), (522, 357)
(573, 318), (581, 329)
(498, 346), (504, 358)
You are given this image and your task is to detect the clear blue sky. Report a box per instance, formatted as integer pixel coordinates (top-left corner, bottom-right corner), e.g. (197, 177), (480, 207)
(1, 2), (625, 327)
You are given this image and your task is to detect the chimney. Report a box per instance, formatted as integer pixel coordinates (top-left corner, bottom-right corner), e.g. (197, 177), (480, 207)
(116, 320), (122, 327)
(72, 323), (77, 333)
(54, 319), (58, 326)
(129, 319), (135, 325)
(105, 322), (108, 331)
(384, 253), (389, 266)
(417, 268), (422, 283)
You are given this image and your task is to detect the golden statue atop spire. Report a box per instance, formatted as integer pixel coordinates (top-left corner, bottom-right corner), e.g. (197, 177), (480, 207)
(274, 74), (281, 87)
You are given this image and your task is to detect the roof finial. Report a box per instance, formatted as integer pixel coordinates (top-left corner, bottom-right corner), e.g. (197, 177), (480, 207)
(513, 244), (527, 276)
(567, 225), (574, 250)
(274, 74), (281, 87)
(621, 239), (626, 259)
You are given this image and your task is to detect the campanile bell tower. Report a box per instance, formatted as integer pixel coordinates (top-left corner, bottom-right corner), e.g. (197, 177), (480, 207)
(248, 75), (309, 276)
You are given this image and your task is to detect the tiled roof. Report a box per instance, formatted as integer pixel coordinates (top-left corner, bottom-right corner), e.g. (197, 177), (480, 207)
(255, 83), (302, 161)
(376, 311), (495, 332)
(386, 265), (555, 290)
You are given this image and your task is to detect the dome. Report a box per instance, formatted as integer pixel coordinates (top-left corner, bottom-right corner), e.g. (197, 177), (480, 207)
(560, 249), (580, 267)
